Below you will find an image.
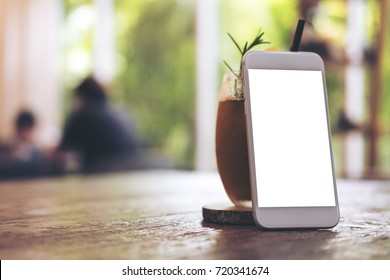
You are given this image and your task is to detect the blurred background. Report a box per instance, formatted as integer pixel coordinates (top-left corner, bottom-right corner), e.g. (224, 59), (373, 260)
(0, 0), (389, 178)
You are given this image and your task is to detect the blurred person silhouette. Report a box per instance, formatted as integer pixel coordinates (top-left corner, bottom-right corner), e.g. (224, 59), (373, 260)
(297, 0), (364, 134)
(0, 110), (49, 179)
(58, 76), (143, 173)
(298, 0), (348, 64)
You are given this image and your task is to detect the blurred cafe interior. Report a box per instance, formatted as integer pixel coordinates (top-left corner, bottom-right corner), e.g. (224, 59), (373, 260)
(0, 0), (389, 179)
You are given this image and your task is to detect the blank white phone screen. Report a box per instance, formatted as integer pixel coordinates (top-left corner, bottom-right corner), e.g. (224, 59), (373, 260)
(248, 69), (336, 207)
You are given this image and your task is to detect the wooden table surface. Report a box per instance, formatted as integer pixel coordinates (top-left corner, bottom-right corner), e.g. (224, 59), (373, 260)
(0, 170), (389, 260)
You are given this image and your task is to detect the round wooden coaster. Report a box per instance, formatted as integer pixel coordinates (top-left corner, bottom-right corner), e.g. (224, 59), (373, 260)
(202, 203), (255, 226)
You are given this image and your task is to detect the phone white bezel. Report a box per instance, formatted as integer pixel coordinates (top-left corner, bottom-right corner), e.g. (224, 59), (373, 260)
(242, 51), (339, 229)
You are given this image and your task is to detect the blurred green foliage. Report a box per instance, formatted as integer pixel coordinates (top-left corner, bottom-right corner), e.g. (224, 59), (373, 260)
(113, 0), (195, 168)
(62, 0), (389, 173)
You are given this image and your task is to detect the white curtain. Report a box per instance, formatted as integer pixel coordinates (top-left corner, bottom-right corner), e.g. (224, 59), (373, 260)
(93, 0), (116, 85)
(0, 0), (62, 147)
(195, 0), (219, 170)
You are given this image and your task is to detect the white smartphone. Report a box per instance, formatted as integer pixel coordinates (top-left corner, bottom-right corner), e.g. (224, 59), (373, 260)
(242, 51), (339, 229)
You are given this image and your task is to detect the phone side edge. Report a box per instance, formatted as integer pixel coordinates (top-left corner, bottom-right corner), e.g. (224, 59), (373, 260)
(242, 52), (263, 228)
(319, 58), (341, 226)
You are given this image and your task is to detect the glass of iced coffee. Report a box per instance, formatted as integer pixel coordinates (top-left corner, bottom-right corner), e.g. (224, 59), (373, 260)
(216, 71), (251, 208)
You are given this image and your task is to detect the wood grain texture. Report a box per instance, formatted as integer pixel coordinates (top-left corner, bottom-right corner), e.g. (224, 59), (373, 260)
(0, 171), (390, 259)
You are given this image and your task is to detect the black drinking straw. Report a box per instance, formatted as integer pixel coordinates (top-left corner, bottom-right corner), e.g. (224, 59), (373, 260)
(290, 19), (305, 52)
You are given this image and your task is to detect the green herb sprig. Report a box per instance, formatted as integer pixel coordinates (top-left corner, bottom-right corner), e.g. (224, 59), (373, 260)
(224, 29), (269, 79)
